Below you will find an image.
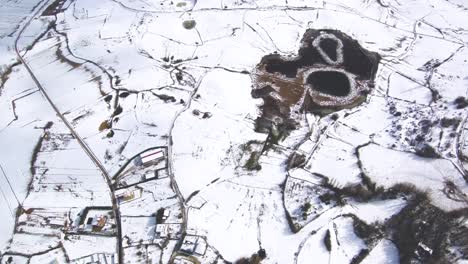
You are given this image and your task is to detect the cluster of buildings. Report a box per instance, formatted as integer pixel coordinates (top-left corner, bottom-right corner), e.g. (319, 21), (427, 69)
(180, 236), (208, 256)
(73, 207), (116, 235)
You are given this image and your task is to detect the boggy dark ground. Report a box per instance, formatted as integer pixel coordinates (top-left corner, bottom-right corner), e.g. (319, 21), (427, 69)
(42, 0), (68, 16)
(251, 29), (380, 134)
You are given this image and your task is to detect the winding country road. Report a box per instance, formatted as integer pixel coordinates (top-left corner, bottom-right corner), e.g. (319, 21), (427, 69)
(13, 0), (213, 261)
(14, 0), (123, 262)
(166, 71), (207, 258)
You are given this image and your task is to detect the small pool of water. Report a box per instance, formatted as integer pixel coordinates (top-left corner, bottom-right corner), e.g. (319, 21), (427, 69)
(306, 70), (350, 97)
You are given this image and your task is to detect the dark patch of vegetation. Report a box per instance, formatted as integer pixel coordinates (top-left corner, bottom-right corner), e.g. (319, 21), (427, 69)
(321, 180), (466, 264)
(267, 124), (287, 145)
(98, 120), (111, 131)
(302, 201), (311, 212)
(156, 208), (165, 224)
(318, 191), (337, 205)
(253, 96), (297, 134)
(330, 113), (339, 121)
(104, 149), (112, 160)
(448, 217), (468, 260)
(234, 250), (266, 264)
(186, 190), (200, 203)
(257, 249), (266, 259)
(55, 41), (81, 68)
(30, 135), (45, 176)
(330, 177), (430, 209)
(42, 0), (67, 16)
(352, 216), (384, 246)
(112, 105), (123, 117)
(245, 151), (261, 171)
(182, 20), (197, 30)
(106, 130), (115, 138)
(454, 96), (468, 109)
(104, 94), (113, 103)
(301, 201), (311, 219)
(380, 183), (429, 201)
(324, 230), (331, 251)
(321, 178), (375, 204)
(251, 85), (275, 99)
(250, 123), (293, 168)
(176, 71), (183, 82)
(415, 143), (440, 158)
(119, 92), (130, 98)
(287, 152), (306, 169)
(350, 249), (370, 264)
(154, 93), (176, 103)
(240, 140), (262, 152)
(202, 112), (212, 119)
(359, 170), (384, 195)
(418, 119), (433, 134)
(44, 121), (54, 129)
(387, 199), (468, 264)
(284, 204), (301, 233)
(430, 89), (441, 102)
(0, 61), (21, 93)
(440, 117), (460, 128)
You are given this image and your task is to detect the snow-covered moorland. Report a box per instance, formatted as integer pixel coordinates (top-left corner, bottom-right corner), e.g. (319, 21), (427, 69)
(0, 0), (467, 263)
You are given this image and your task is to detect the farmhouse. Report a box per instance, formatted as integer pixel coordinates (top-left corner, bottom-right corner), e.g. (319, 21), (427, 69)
(116, 187), (142, 204)
(84, 214), (108, 232)
(74, 207), (116, 235)
(155, 224), (169, 238)
(133, 149), (165, 167)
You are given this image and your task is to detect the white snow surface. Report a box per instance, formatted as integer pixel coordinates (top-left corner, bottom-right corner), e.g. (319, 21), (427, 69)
(1, 0), (468, 262)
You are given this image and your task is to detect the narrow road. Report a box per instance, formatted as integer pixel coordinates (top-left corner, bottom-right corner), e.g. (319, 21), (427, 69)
(166, 72), (207, 256)
(14, 1), (123, 262)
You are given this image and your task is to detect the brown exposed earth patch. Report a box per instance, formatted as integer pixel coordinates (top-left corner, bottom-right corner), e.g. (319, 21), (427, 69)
(251, 29), (380, 133)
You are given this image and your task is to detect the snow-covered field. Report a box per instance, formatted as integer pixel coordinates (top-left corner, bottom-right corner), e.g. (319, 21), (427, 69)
(1, 0), (467, 263)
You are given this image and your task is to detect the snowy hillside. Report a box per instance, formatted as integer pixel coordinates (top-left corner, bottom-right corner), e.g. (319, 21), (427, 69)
(0, 0), (467, 263)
